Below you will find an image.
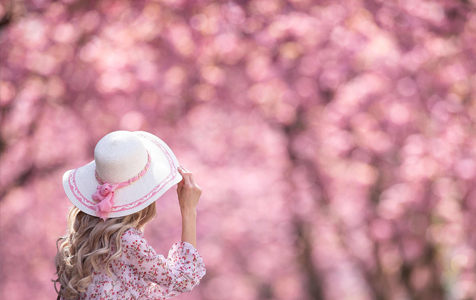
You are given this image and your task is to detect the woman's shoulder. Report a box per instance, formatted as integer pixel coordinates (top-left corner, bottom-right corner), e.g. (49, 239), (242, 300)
(118, 227), (157, 259)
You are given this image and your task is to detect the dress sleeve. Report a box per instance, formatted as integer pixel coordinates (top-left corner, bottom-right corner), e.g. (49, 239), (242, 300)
(117, 229), (206, 299)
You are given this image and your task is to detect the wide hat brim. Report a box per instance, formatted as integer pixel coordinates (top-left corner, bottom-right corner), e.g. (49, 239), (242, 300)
(62, 131), (183, 218)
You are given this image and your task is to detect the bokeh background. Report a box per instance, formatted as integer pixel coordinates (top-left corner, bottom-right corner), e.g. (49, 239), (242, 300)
(1, 0), (476, 299)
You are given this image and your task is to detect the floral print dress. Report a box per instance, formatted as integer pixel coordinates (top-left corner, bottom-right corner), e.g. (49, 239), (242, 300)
(62, 228), (206, 300)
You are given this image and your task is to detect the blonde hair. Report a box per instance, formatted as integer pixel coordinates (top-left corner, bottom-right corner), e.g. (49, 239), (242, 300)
(53, 202), (157, 299)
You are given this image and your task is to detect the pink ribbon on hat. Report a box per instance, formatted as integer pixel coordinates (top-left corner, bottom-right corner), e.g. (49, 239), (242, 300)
(92, 152), (151, 221)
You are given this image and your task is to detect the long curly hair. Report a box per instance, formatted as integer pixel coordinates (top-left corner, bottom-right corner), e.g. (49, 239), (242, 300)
(53, 202), (157, 299)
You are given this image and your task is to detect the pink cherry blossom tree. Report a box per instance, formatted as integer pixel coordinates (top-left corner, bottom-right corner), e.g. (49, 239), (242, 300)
(1, 1), (476, 300)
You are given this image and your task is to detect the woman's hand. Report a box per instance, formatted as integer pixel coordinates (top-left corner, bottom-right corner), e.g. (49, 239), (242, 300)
(176, 166), (201, 248)
(177, 166), (202, 213)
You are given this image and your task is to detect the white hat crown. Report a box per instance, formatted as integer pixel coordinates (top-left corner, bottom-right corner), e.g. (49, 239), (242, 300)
(94, 131), (149, 184)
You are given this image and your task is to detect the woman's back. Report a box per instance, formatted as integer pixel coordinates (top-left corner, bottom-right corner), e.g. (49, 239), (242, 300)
(66, 228), (205, 300)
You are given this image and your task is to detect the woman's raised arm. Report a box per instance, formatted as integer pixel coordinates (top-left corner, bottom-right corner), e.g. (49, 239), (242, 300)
(176, 166), (202, 249)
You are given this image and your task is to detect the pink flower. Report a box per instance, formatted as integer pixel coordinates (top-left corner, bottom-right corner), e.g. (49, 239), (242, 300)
(100, 184), (112, 196)
(92, 183), (118, 221)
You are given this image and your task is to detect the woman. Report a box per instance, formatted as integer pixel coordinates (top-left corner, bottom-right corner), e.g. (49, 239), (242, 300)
(54, 130), (206, 299)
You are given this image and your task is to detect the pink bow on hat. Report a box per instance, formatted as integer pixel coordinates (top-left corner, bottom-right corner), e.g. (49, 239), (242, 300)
(92, 183), (119, 221)
(91, 151), (152, 221)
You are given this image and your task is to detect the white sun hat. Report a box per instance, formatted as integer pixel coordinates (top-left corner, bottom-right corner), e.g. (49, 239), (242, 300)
(62, 131), (183, 220)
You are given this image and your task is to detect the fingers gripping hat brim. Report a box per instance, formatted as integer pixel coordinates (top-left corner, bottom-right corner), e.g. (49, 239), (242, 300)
(62, 131), (183, 218)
